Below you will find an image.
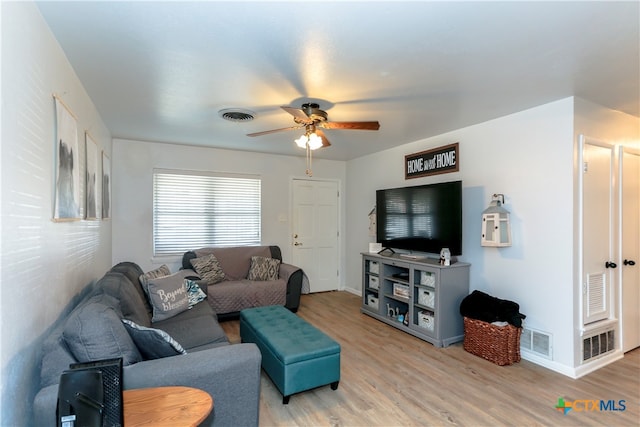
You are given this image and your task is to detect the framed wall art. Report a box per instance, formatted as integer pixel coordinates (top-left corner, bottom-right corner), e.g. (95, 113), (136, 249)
(102, 151), (111, 219)
(85, 132), (99, 219)
(53, 95), (81, 220)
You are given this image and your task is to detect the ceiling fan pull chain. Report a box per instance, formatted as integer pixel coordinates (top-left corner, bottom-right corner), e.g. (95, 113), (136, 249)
(306, 144), (313, 177)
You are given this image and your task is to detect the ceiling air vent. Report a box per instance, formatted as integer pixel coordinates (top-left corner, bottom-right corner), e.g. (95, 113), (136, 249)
(219, 108), (256, 122)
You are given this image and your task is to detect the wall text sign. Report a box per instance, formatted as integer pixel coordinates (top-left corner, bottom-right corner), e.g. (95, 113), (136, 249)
(405, 142), (459, 179)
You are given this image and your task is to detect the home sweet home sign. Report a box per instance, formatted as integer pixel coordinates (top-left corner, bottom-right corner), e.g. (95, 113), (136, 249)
(405, 142), (459, 179)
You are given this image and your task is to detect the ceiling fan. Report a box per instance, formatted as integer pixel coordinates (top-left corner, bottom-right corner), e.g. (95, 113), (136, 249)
(247, 102), (380, 148)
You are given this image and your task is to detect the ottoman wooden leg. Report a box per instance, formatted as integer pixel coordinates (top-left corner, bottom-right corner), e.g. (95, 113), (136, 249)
(283, 395), (290, 405)
(331, 381), (339, 390)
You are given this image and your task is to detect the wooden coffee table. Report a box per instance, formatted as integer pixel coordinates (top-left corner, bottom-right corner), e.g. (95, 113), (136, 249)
(123, 386), (213, 426)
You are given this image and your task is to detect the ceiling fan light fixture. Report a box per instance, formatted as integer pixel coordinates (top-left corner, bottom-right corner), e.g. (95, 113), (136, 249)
(218, 108), (256, 122)
(307, 132), (323, 150)
(294, 134), (308, 149)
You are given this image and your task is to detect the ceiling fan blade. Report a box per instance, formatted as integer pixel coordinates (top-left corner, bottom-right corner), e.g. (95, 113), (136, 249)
(281, 106), (312, 123)
(322, 121), (380, 131)
(247, 126), (303, 137)
(315, 129), (331, 148)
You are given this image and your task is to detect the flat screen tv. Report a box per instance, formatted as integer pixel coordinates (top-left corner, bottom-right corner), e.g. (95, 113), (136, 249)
(376, 180), (462, 255)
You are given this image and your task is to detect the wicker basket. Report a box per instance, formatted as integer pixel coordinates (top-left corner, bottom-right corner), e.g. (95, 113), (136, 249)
(463, 317), (522, 366)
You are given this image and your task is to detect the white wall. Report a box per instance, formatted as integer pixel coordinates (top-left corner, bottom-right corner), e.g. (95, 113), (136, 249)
(111, 139), (347, 274)
(346, 99), (578, 372)
(1, 2), (112, 425)
(346, 97), (639, 376)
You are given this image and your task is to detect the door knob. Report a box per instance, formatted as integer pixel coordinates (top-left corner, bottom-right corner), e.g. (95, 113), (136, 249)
(294, 242), (303, 246)
(605, 261), (617, 269)
(623, 259), (636, 266)
(293, 234), (298, 238)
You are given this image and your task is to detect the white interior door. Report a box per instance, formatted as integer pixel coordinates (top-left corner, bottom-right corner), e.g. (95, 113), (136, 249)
(621, 147), (640, 352)
(291, 179), (339, 293)
(581, 138), (616, 325)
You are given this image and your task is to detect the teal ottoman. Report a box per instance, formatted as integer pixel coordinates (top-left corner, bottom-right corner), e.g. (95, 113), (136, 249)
(240, 305), (340, 404)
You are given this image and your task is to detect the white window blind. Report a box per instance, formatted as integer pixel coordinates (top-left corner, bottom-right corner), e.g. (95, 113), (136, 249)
(153, 171), (261, 256)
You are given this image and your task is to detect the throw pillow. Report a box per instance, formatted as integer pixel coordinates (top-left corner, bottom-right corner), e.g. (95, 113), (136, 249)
(190, 254), (225, 285)
(247, 256), (281, 281)
(146, 274), (190, 322)
(121, 319), (186, 359)
(139, 264), (171, 292)
(63, 295), (142, 365)
(185, 279), (207, 307)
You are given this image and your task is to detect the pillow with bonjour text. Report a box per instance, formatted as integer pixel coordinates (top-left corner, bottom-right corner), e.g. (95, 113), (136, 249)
(247, 256), (281, 281)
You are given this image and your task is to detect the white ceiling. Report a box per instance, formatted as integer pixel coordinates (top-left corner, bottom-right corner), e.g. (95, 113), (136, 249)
(36, 1), (639, 161)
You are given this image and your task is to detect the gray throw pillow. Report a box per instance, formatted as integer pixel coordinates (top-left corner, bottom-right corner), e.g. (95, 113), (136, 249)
(139, 264), (171, 292)
(146, 273), (190, 322)
(63, 295), (142, 365)
(190, 254), (225, 284)
(122, 319), (186, 359)
(247, 256), (281, 281)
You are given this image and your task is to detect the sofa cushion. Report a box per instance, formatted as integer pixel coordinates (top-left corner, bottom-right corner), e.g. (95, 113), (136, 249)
(172, 296), (216, 320)
(248, 256), (281, 281)
(186, 341), (230, 352)
(153, 311), (229, 350)
(110, 262), (152, 315)
(97, 271), (152, 327)
(185, 279), (207, 307)
(62, 295), (142, 365)
(190, 254), (225, 284)
(146, 273), (190, 322)
(122, 319), (186, 359)
(39, 327), (78, 389)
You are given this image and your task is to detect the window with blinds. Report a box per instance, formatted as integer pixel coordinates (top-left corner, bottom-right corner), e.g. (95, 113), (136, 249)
(153, 171), (261, 256)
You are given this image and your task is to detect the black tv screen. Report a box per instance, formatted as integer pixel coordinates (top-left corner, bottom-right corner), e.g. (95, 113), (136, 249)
(376, 180), (462, 255)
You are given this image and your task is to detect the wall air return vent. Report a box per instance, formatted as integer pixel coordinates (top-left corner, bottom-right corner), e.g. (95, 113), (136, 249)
(521, 327), (552, 359)
(583, 329), (615, 362)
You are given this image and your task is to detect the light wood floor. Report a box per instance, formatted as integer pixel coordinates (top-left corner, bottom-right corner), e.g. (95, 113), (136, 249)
(221, 291), (640, 426)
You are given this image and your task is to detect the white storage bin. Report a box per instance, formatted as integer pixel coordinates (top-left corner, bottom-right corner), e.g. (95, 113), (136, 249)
(368, 276), (379, 289)
(369, 261), (379, 274)
(367, 295), (379, 310)
(418, 310), (435, 332)
(420, 271), (436, 287)
(418, 289), (435, 307)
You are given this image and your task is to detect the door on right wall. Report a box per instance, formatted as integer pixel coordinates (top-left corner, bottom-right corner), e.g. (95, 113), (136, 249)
(621, 147), (640, 352)
(581, 138), (616, 325)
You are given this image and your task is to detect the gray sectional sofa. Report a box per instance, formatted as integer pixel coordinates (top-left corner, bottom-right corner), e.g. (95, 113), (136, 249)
(182, 245), (303, 320)
(33, 261), (262, 427)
